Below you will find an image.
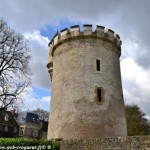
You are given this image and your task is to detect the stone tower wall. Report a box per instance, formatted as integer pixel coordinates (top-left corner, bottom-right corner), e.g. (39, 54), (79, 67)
(47, 25), (127, 139)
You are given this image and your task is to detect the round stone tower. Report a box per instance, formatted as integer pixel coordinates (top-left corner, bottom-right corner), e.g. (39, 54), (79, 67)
(47, 25), (127, 139)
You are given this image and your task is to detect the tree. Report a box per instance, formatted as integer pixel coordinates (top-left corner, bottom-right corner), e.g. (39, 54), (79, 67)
(0, 19), (31, 109)
(125, 104), (150, 136)
(32, 108), (49, 121)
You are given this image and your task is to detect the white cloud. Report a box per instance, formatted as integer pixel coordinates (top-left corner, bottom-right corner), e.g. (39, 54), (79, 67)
(24, 31), (51, 88)
(17, 87), (50, 112)
(121, 57), (150, 94)
(0, 0), (122, 32)
(121, 58), (140, 79)
(121, 58), (150, 118)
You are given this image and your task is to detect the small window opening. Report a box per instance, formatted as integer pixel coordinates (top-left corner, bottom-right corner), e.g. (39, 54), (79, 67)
(19, 127), (24, 136)
(5, 126), (8, 132)
(96, 59), (100, 71)
(4, 114), (9, 121)
(97, 88), (102, 102)
(14, 126), (17, 133)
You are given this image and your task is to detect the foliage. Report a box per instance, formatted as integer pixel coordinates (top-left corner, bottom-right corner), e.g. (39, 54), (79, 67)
(32, 108), (49, 121)
(0, 19), (31, 109)
(0, 138), (59, 150)
(125, 104), (150, 136)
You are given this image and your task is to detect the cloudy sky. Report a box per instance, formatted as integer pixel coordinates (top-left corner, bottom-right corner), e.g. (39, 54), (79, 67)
(0, 0), (150, 117)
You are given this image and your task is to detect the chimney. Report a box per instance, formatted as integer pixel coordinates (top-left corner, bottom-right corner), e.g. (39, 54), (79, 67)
(10, 109), (16, 116)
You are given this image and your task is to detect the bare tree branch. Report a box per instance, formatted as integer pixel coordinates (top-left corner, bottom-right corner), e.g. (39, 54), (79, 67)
(0, 19), (31, 109)
(32, 108), (49, 121)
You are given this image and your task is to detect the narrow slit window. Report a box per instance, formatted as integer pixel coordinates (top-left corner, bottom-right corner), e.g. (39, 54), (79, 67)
(96, 59), (100, 71)
(97, 88), (102, 102)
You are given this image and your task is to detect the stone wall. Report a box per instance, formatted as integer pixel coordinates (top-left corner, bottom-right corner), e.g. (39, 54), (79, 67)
(59, 136), (150, 150)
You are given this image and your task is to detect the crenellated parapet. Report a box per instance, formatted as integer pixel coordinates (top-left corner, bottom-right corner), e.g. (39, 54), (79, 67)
(48, 24), (122, 55)
(47, 24), (122, 80)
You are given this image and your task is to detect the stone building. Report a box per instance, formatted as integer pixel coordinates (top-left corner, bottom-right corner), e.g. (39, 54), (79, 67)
(16, 112), (41, 138)
(47, 25), (127, 139)
(0, 109), (19, 137)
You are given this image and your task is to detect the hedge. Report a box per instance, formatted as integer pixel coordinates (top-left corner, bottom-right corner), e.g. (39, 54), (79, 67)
(0, 138), (59, 150)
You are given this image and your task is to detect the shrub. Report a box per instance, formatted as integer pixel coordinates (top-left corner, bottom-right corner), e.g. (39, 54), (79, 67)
(0, 138), (59, 150)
